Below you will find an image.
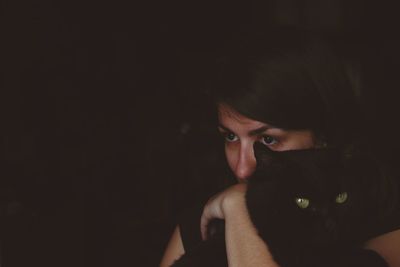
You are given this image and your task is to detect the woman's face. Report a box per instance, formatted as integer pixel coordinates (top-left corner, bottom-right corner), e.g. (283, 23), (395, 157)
(218, 103), (316, 183)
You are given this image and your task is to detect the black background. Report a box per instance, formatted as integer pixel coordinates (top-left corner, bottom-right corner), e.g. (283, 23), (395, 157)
(2, 1), (400, 266)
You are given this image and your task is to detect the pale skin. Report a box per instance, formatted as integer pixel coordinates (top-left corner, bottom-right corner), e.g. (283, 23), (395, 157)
(160, 103), (400, 267)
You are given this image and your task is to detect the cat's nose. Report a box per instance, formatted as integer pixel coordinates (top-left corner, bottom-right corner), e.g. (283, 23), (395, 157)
(324, 218), (336, 232)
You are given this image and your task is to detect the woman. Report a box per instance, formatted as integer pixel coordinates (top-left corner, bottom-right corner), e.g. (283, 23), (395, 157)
(160, 27), (400, 267)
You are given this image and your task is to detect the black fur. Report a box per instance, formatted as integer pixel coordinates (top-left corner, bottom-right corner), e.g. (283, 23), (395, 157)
(172, 143), (389, 267)
(246, 143), (385, 267)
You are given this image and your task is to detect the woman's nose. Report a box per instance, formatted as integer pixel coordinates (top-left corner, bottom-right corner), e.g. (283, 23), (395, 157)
(234, 145), (257, 181)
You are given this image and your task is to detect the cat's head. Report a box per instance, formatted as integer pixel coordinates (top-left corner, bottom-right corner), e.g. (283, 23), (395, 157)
(247, 143), (372, 251)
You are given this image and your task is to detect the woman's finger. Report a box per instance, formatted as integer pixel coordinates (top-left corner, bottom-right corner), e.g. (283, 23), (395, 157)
(200, 207), (212, 240)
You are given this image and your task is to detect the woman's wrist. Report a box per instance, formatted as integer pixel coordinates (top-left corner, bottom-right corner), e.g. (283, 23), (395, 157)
(222, 184), (248, 219)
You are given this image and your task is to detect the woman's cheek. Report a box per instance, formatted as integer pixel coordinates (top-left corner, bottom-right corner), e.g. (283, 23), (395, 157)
(224, 142), (239, 173)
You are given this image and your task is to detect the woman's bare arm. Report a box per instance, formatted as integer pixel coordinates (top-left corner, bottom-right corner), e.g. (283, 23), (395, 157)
(223, 187), (279, 267)
(159, 226), (185, 267)
(365, 229), (400, 267)
(200, 183), (279, 267)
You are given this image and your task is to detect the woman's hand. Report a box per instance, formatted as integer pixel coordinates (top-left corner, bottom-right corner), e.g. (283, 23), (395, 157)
(200, 183), (247, 240)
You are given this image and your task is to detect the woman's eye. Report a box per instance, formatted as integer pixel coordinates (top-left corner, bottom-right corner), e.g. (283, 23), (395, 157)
(224, 132), (238, 142)
(261, 135), (278, 146)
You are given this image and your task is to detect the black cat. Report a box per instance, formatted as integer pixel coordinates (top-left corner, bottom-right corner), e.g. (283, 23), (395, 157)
(172, 143), (390, 267)
(246, 142), (388, 267)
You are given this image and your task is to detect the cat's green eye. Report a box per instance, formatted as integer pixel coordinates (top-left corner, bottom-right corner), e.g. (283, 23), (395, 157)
(335, 192), (348, 204)
(295, 198), (310, 209)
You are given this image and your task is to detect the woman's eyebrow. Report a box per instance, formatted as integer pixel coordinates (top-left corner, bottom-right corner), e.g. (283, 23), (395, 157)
(248, 126), (271, 136)
(218, 124), (272, 136)
(218, 124), (231, 132)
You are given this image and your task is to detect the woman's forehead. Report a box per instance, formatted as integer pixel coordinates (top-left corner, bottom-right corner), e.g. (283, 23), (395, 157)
(218, 103), (269, 129)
